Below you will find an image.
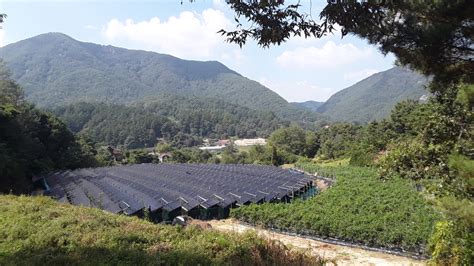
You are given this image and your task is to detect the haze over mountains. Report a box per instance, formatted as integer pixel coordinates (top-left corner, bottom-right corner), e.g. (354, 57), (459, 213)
(0, 33), (429, 126)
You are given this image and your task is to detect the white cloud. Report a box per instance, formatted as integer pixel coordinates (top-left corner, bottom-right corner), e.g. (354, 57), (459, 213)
(103, 9), (231, 60)
(259, 77), (338, 102)
(0, 29), (4, 47)
(343, 68), (379, 83)
(276, 41), (373, 69)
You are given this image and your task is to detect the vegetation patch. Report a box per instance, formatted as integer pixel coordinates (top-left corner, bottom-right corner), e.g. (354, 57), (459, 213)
(0, 195), (325, 265)
(231, 165), (441, 254)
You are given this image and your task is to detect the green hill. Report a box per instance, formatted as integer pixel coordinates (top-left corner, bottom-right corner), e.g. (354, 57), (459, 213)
(317, 67), (429, 123)
(0, 32), (319, 122)
(0, 195), (322, 265)
(290, 101), (324, 112)
(51, 96), (285, 148)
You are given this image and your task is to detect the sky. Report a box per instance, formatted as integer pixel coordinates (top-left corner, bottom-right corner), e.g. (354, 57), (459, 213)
(0, 0), (396, 102)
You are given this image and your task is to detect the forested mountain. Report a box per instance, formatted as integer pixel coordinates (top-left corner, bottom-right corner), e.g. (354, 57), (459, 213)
(291, 101), (324, 112)
(0, 32), (319, 122)
(52, 95), (285, 149)
(317, 67), (429, 123)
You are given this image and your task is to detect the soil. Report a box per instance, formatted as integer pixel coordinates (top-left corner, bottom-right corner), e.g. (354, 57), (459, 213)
(208, 219), (426, 266)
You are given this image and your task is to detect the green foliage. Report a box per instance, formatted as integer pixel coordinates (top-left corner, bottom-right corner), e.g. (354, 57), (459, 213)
(0, 195), (324, 265)
(290, 101), (324, 112)
(268, 126), (307, 156)
(0, 67), (97, 193)
(428, 197), (474, 265)
(448, 154), (474, 198)
(0, 33), (324, 124)
(390, 100), (431, 136)
(318, 67), (428, 123)
(428, 221), (464, 265)
(378, 139), (449, 182)
(128, 150), (155, 164)
(171, 148), (213, 164)
(317, 123), (360, 160)
(348, 143), (376, 167)
(52, 98), (284, 149)
(156, 143), (173, 153)
(232, 165), (441, 253)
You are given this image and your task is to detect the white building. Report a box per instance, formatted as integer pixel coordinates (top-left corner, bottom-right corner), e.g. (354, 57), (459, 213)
(234, 138), (266, 147)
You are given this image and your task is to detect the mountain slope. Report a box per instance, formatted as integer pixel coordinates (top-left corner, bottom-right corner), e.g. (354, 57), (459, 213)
(0, 33), (308, 120)
(52, 96), (285, 148)
(291, 101), (324, 112)
(317, 67), (429, 123)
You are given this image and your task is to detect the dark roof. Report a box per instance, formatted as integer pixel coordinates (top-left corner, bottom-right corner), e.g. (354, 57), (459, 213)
(44, 163), (313, 215)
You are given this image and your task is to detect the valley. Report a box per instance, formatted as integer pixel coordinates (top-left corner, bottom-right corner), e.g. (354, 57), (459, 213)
(0, 1), (472, 265)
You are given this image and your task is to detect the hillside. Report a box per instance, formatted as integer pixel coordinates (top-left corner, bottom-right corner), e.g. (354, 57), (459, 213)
(0, 32), (319, 122)
(317, 67), (429, 123)
(52, 96), (285, 148)
(0, 195), (323, 265)
(290, 101), (324, 112)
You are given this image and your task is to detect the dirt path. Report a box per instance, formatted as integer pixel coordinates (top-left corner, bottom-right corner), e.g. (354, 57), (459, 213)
(209, 219), (426, 266)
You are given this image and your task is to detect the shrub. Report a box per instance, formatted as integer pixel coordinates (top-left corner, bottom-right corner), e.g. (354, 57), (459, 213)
(378, 139), (449, 181)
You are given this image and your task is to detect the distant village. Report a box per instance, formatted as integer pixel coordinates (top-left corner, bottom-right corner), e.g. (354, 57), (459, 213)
(103, 138), (267, 164)
(198, 138), (266, 151)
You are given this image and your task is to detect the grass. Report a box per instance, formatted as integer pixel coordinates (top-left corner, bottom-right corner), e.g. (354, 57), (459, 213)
(0, 195), (325, 265)
(232, 164), (442, 254)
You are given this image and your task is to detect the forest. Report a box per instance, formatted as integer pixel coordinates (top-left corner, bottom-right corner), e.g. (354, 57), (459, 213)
(51, 96), (286, 149)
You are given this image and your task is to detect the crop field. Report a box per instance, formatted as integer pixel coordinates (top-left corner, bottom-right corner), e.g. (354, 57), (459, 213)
(231, 164), (442, 254)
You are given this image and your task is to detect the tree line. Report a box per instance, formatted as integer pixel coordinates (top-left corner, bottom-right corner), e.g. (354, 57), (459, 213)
(52, 96), (286, 149)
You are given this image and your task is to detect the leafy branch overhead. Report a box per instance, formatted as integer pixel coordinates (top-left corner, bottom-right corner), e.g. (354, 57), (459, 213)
(220, 0), (473, 86)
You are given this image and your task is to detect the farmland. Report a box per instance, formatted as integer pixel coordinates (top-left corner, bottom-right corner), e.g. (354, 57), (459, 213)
(231, 164), (442, 255)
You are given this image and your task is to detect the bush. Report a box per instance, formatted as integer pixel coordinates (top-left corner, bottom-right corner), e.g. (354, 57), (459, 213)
(378, 139), (449, 181)
(349, 143), (377, 167)
(428, 197), (474, 265)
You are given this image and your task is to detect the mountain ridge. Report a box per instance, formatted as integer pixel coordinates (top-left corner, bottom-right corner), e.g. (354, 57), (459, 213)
(290, 101), (325, 112)
(316, 67), (429, 123)
(0, 33), (303, 117)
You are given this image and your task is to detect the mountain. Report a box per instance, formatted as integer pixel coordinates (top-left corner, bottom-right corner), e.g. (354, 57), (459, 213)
(51, 96), (286, 148)
(317, 67), (429, 123)
(0, 33), (318, 122)
(291, 101), (324, 112)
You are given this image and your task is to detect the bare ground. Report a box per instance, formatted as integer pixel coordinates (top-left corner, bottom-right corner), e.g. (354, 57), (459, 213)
(208, 219), (426, 266)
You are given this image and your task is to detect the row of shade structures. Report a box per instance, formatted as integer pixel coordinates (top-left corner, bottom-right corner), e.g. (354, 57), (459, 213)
(42, 163), (316, 222)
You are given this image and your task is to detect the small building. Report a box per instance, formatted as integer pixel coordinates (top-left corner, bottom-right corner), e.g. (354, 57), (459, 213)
(234, 138), (266, 146)
(198, 145), (226, 152)
(215, 139), (231, 146)
(158, 152), (173, 163)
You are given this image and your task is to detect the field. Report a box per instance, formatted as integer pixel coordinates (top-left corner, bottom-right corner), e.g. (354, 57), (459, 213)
(231, 164), (442, 255)
(0, 195), (325, 265)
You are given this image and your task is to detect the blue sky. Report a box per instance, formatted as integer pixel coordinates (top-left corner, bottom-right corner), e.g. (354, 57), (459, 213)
(0, 0), (396, 102)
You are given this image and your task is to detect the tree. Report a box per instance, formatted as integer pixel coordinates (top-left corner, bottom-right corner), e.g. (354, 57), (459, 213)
(268, 126), (307, 155)
(0, 64), (97, 193)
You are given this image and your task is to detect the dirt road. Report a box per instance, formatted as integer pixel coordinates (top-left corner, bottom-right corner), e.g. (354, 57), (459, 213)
(209, 219), (426, 266)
